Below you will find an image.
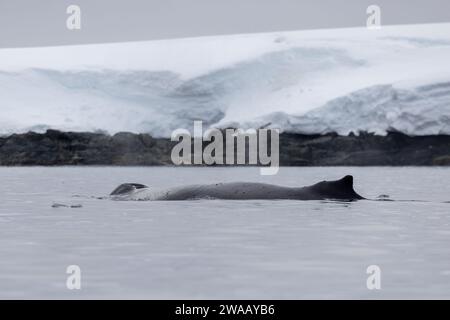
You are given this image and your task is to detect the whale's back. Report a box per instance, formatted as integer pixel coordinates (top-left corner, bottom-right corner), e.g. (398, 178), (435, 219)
(159, 182), (295, 200)
(109, 175), (365, 201)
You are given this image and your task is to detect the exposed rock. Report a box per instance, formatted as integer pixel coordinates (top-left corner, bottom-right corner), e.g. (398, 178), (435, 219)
(1, 130), (449, 166)
(433, 155), (450, 166)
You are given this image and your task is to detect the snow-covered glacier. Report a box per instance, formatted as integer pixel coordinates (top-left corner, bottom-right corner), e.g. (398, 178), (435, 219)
(1, 23), (450, 137)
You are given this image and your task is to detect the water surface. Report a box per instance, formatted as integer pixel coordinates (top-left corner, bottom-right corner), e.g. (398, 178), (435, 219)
(0, 167), (449, 299)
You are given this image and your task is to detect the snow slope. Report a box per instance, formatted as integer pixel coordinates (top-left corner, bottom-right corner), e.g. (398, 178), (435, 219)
(1, 23), (450, 136)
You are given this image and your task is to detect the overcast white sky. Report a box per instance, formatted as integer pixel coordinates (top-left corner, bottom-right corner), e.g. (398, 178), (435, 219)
(0, 0), (449, 48)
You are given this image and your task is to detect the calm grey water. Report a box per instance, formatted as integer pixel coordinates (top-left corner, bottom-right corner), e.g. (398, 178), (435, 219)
(0, 166), (449, 299)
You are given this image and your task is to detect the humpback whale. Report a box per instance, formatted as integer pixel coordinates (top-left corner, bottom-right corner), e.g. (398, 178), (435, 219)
(110, 175), (365, 201)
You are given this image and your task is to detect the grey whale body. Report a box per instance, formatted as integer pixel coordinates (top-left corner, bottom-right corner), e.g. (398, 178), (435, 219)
(110, 175), (365, 201)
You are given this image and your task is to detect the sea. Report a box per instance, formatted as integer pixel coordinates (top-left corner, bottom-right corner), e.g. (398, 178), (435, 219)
(0, 166), (449, 299)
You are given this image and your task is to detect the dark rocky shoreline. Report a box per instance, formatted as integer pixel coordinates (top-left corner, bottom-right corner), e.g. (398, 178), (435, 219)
(0, 129), (449, 166)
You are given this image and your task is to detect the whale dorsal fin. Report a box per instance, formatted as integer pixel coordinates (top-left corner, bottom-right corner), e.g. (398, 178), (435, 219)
(339, 175), (354, 188)
(110, 183), (148, 196)
(334, 175), (364, 200)
(311, 175), (364, 200)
